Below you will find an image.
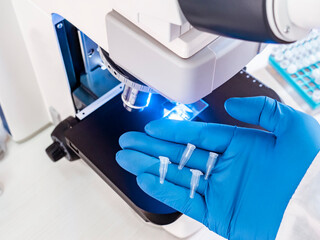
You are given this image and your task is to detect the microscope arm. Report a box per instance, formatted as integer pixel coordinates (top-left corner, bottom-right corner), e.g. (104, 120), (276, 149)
(178, 0), (319, 43)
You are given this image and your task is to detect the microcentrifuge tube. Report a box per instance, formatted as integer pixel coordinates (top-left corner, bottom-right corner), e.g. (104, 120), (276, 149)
(205, 152), (219, 180)
(311, 41), (318, 49)
(305, 42), (313, 51)
(302, 58), (310, 68)
(178, 143), (196, 170)
(275, 53), (284, 62)
(189, 169), (203, 199)
(315, 77), (320, 85)
(159, 156), (171, 184)
(313, 90), (320, 102)
(287, 64), (298, 74)
(309, 55), (317, 64)
(280, 60), (290, 69)
(271, 47), (280, 56)
(312, 69), (320, 79)
(284, 50), (293, 59)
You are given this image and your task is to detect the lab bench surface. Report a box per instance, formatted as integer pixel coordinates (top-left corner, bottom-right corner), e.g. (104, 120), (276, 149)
(0, 126), (180, 240)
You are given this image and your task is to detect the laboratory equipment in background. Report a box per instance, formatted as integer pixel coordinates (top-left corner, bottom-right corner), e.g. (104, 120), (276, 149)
(0, 114), (7, 198)
(0, 119), (8, 160)
(0, 0), (49, 142)
(0, 0), (265, 143)
(1, 0), (318, 238)
(269, 30), (320, 114)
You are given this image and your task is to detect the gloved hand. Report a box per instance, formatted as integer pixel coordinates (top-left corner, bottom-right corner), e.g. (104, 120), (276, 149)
(116, 96), (320, 240)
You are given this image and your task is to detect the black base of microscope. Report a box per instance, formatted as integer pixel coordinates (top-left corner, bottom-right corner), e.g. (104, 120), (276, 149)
(46, 70), (281, 225)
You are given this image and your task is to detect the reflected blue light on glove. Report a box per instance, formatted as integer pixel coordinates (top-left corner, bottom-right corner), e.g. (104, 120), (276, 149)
(116, 96), (320, 240)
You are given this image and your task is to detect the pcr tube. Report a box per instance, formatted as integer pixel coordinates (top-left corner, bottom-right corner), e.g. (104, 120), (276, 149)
(205, 152), (219, 180)
(190, 169), (203, 199)
(159, 156), (171, 184)
(178, 143), (196, 170)
(313, 90), (320, 102)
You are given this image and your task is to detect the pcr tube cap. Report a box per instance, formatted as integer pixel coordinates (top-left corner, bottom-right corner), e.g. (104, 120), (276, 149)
(190, 169), (203, 199)
(159, 156), (171, 184)
(178, 143), (196, 170)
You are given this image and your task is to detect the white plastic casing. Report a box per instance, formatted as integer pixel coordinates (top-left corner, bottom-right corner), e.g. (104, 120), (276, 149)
(0, 0), (50, 141)
(266, 0), (311, 42)
(111, 0), (217, 58)
(287, 0), (320, 30)
(4, 0), (218, 141)
(162, 214), (204, 239)
(107, 11), (261, 104)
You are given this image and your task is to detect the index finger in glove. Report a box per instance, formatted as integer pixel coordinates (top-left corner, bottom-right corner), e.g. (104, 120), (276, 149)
(145, 119), (236, 153)
(119, 132), (209, 172)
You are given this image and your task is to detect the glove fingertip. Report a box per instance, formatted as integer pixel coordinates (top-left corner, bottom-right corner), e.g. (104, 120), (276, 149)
(144, 119), (173, 135)
(224, 97), (242, 117)
(137, 173), (157, 192)
(119, 131), (145, 149)
(115, 150), (125, 167)
(144, 121), (156, 135)
(224, 96), (269, 126)
(118, 132), (131, 148)
(224, 97), (243, 108)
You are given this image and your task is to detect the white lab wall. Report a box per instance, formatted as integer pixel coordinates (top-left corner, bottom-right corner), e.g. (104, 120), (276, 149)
(28, 0), (113, 53)
(11, 0), (76, 128)
(0, 0), (49, 142)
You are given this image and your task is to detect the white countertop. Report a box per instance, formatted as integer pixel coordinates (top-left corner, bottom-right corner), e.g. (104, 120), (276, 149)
(0, 126), (182, 240)
(0, 46), (317, 240)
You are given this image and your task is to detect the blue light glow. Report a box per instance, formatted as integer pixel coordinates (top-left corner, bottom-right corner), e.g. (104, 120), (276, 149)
(162, 100), (209, 121)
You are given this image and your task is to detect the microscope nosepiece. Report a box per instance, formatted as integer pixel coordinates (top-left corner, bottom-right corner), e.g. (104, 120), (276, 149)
(121, 85), (152, 112)
(98, 47), (154, 112)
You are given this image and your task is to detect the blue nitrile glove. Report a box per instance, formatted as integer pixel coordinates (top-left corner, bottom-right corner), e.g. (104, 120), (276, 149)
(116, 96), (320, 240)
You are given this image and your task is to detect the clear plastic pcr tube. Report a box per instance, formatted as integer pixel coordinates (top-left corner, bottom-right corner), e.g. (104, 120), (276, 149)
(205, 152), (219, 180)
(189, 169), (203, 199)
(178, 143), (196, 170)
(159, 156), (171, 184)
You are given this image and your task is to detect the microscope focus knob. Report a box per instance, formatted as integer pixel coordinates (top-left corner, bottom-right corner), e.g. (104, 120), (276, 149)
(46, 142), (66, 162)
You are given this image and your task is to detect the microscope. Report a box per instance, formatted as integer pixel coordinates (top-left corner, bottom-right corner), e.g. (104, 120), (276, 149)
(0, 0), (317, 238)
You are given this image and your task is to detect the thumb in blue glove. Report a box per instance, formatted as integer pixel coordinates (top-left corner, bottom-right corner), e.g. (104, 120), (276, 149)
(116, 96), (320, 240)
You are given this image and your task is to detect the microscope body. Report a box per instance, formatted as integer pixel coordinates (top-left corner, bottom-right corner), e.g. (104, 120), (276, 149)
(0, 0), (303, 238)
(0, 0), (263, 142)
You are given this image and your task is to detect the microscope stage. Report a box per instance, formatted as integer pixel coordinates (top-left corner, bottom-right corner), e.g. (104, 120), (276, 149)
(62, 71), (280, 225)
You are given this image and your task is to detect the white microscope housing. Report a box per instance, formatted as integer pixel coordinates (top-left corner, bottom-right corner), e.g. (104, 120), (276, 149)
(0, 1), (274, 238)
(0, 0), (261, 141)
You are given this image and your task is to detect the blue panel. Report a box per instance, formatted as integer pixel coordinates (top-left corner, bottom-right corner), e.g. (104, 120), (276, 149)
(269, 30), (320, 109)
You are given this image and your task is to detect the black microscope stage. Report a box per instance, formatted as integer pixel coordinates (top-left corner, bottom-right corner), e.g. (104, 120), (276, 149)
(47, 71), (281, 225)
